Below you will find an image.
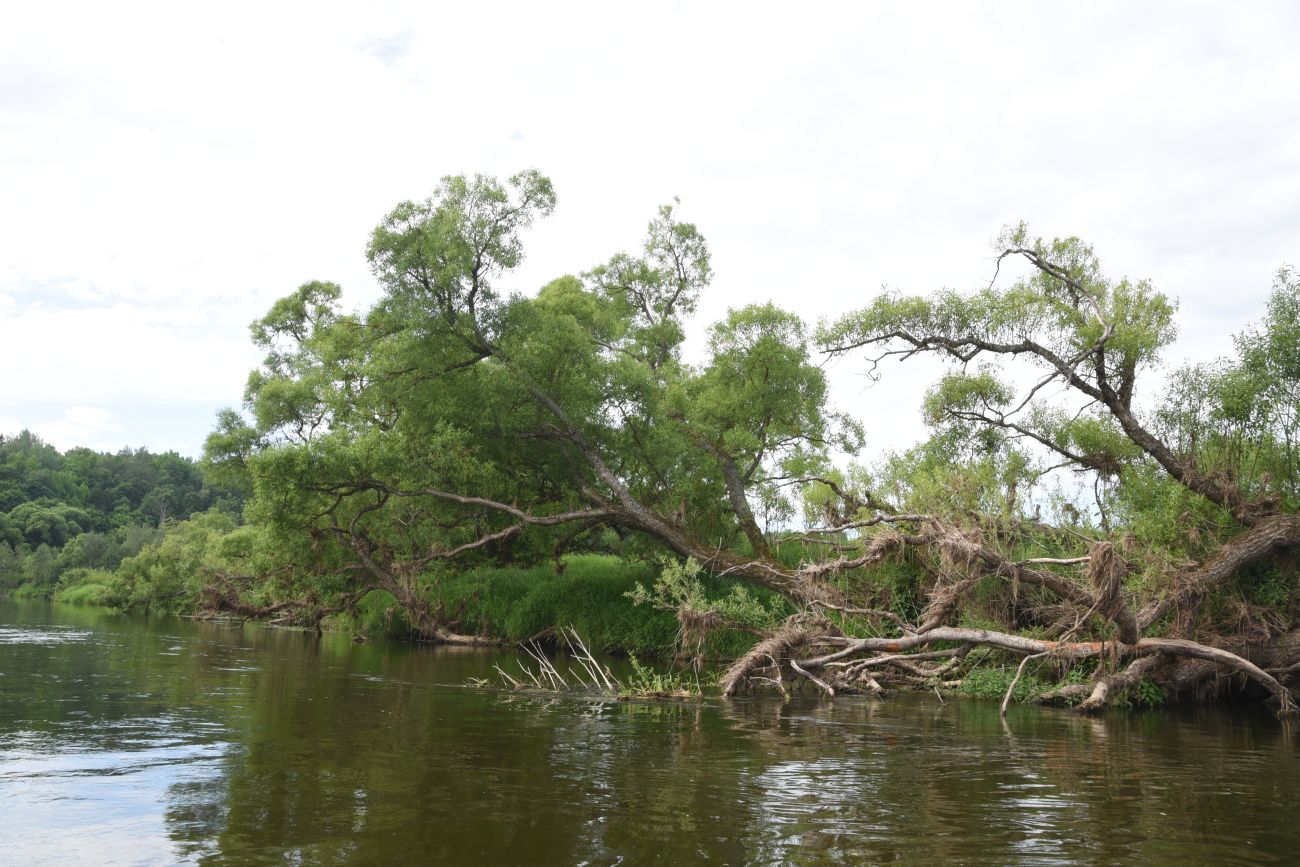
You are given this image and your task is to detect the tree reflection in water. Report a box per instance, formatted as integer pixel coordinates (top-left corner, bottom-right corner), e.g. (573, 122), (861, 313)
(2, 600), (1297, 865)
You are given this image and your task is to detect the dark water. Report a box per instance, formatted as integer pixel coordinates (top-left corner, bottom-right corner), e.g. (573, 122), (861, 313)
(1, 601), (1298, 865)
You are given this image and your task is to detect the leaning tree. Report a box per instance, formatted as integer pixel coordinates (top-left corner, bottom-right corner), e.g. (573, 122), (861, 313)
(786, 227), (1300, 713)
(203, 171), (859, 639)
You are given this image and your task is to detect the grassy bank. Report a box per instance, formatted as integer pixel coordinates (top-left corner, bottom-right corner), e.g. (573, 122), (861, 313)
(340, 554), (790, 660)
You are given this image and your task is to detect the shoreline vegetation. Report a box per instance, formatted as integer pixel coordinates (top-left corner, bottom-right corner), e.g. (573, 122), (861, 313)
(7, 171), (1300, 716)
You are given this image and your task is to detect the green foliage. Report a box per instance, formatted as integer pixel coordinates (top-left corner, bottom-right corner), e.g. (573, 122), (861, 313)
(872, 430), (1029, 519)
(1153, 268), (1300, 509)
(921, 368), (1014, 428)
(627, 557), (786, 634)
(53, 568), (117, 605)
(430, 555), (780, 659)
(819, 225), (1178, 379)
(0, 542), (19, 586)
(619, 654), (700, 699)
(0, 431), (242, 534)
(1046, 665), (1094, 706)
(436, 555), (677, 654)
(328, 590), (410, 638)
(1136, 677), (1165, 707)
(5, 501), (92, 547)
(157, 190), (1300, 712)
(0, 430), (243, 599)
(21, 543), (57, 589)
(10, 583), (48, 599)
(110, 511), (244, 613)
(203, 170), (866, 633)
(958, 665), (1048, 703)
(1110, 461), (1237, 554)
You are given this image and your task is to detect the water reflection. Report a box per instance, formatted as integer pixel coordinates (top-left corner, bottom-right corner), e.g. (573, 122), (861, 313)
(1, 599), (1297, 865)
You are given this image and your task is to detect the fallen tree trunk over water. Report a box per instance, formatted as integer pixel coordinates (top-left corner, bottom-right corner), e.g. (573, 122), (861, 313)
(723, 622), (1298, 716)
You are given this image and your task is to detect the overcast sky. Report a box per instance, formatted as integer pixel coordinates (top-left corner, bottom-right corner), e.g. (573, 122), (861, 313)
(2, 1), (1297, 458)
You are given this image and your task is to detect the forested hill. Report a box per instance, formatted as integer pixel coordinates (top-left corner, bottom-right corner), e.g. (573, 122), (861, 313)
(0, 430), (243, 593)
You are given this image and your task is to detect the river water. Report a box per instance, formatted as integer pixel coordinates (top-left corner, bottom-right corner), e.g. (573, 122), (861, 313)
(1, 599), (1297, 865)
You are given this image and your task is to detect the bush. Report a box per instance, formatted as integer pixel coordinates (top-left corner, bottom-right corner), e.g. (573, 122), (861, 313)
(958, 664), (1048, 703)
(619, 654), (700, 698)
(52, 567), (117, 606)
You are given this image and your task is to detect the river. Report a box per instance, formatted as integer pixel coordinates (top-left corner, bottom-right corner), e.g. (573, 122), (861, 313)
(1, 599), (1297, 865)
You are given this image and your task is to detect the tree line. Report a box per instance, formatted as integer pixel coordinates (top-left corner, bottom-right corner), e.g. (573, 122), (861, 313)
(0, 431), (242, 595)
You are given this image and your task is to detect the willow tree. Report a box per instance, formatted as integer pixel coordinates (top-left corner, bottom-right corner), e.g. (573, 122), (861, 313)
(204, 171), (857, 638)
(793, 227), (1300, 713)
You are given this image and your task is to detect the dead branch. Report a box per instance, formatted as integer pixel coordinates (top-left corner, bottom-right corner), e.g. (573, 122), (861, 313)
(789, 659), (836, 696)
(1002, 651), (1051, 717)
(809, 599), (916, 634)
(796, 626), (1296, 716)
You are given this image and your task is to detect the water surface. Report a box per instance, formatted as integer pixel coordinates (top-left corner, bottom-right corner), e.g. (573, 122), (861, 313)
(1, 599), (1297, 865)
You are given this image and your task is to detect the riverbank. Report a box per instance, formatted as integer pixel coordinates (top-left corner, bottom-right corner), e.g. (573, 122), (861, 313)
(16, 553), (789, 664)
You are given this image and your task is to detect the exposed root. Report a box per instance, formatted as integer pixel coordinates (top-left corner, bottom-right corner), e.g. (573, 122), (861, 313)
(1220, 596), (1288, 644)
(1086, 541), (1139, 644)
(1138, 514), (1300, 630)
(864, 528), (906, 562)
(1039, 655), (1166, 711)
(1078, 655), (1164, 713)
(719, 625), (823, 697)
(917, 575), (981, 633)
(674, 606), (725, 668)
(934, 522), (983, 575)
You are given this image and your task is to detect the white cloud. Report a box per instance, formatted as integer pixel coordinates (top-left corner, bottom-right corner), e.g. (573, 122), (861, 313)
(0, 406), (122, 453)
(2, 1), (1298, 456)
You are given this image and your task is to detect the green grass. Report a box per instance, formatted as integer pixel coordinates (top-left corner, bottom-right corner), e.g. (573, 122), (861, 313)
(429, 554), (778, 659)
(435, 555), (674, 653)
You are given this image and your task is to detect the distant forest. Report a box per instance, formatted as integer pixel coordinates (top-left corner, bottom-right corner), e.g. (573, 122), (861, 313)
(0, 430), (243, 593)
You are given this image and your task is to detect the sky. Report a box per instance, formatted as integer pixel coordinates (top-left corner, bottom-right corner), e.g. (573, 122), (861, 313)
(2, 1), (1298, 458)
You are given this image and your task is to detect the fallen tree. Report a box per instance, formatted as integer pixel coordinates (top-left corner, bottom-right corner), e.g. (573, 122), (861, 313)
(776, 232), (1300, 714)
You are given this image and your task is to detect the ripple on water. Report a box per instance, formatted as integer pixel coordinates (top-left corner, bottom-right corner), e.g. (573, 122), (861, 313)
(0, 626), (92, 645)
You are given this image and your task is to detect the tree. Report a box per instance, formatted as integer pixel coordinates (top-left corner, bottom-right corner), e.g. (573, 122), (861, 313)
(21, 543), (58, 589)
(204, 172), (857, 636)
(0, 542), (21, 588)
(812, 225), (1299, 712)
(0, 430), (244, 597)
